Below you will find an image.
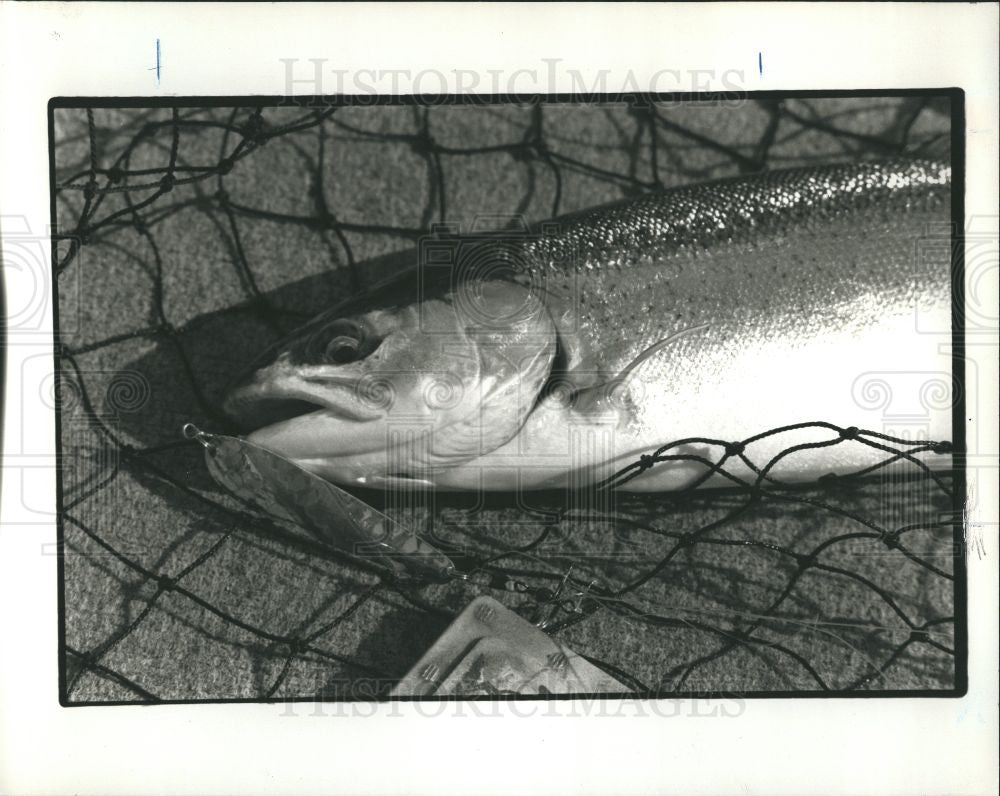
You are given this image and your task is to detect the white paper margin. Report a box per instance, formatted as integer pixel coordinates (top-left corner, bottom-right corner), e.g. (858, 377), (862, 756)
(1, 3), (997, 795)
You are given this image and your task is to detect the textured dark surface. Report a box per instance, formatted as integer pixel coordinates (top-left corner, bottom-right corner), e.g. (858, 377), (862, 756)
(53, 97), (958, 701)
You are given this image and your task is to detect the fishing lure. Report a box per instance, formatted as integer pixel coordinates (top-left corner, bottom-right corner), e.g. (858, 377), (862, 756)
(183, 423), (456, 579)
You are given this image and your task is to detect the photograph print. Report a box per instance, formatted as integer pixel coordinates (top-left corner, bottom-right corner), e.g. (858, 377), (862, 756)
(50, 92), (963, 703)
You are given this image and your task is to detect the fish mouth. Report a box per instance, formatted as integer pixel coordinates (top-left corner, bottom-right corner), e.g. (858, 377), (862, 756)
(223, 375), (383, 431)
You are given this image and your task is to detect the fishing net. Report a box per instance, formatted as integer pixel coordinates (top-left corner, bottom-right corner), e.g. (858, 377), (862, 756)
(51, 96), (960, 701)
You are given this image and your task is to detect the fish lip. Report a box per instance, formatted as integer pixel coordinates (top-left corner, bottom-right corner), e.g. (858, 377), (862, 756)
(223, 377), (382, 430)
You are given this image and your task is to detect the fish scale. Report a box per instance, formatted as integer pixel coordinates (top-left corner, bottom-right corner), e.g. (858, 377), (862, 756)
(513, 159), (950, 385)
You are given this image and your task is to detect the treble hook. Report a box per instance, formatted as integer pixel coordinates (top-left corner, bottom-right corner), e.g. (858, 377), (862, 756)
(534, 566), (576, 629)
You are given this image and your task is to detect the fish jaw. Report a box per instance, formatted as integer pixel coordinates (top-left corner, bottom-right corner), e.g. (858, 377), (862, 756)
(224, 355), (387, 431)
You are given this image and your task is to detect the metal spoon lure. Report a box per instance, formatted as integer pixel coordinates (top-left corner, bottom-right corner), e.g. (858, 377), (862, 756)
(183, 423), (456, 580)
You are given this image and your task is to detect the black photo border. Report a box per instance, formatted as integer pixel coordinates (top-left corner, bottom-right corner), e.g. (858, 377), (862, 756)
(47, 88), (968, 706)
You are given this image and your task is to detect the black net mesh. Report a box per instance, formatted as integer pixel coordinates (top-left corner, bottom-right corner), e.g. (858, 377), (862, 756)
(52, 97), (960, 701)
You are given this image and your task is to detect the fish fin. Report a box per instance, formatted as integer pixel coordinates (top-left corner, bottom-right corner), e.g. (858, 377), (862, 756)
(569, 324), (709, 412)
(612, 324), (710, 384)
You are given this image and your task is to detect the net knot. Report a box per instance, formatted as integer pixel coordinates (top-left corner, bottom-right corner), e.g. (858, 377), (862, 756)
(132, 217), (148, 235)
(881, 530), (901, 550)
(674, 533), (697, 551)
(638, 454), (656, 471)
(159, 173), (176, 193)
(108, 167), (124, 184)
(839, 426), (860, 440)
(908, 628), (930, 644)
(83, 180), (98, 200)
(285, 638), (306, 656)
(725, 441), (745, 456)
(242, 113), (268, 144)
(796, 552), (818, 570)
(217, 157), (234, 175)
(155, 573), (176, 593)
(931, 440), (953, 454)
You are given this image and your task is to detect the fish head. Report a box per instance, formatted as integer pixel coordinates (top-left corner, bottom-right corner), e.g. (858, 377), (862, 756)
(224, 278), (557, 484)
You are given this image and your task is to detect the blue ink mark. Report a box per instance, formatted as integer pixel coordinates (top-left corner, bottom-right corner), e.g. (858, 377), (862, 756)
(156, 39), (161, 84)
(758, 51), (763, 76)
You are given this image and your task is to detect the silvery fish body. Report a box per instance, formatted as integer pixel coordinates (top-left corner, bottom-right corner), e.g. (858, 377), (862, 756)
(225, 159), (953, 491)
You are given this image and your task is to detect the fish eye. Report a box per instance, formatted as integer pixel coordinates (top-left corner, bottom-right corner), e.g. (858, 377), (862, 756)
(325, 335), (361, 363)
(320, 321), (369, 364)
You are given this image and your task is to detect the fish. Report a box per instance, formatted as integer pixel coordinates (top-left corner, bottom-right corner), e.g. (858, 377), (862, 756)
(224, 159), (953, 492)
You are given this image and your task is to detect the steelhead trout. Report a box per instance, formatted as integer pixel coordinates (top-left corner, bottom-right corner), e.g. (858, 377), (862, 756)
(224, 159), (953, 492)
